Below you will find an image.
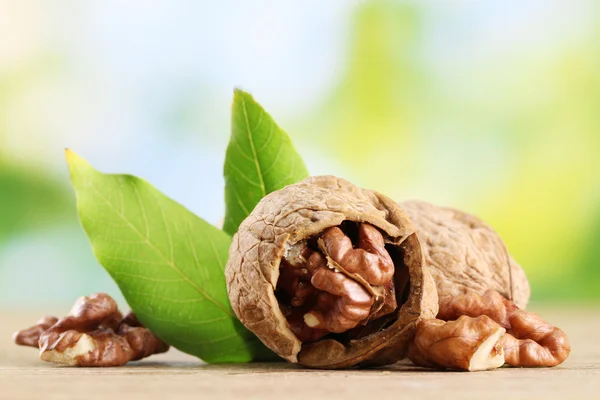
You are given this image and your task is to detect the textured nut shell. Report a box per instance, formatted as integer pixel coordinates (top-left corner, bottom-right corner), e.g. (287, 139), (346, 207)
(401, 200), (530, 309)
(226, 176), (438, 366)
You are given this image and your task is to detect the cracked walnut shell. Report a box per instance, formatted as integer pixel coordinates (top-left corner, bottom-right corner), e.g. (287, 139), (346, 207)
(226, 176), (438, 368)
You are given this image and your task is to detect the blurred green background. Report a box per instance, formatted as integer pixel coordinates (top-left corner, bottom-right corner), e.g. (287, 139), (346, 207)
(0, 0), (598, 307)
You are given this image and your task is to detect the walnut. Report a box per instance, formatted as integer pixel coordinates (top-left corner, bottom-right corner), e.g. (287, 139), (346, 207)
(401, 200), (530, 309)
(14, 293), (169, 367)
(408, 315), (506, 371)
(226, 176), (438, 368)
(437, 290), (570, 367)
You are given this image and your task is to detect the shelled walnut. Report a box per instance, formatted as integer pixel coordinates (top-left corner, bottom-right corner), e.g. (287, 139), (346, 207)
(14, 293), (169, 367)
(408, 315), (506, 371)
(408, 290), (570, 370)
(441, 290), (570, 368)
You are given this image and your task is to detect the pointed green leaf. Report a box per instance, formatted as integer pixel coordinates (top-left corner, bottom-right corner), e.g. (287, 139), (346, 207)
(66, 150), (275, 363)
(223, 89), (309, 236)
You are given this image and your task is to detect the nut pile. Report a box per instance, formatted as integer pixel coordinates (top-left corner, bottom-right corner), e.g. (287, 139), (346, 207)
(409, 290), (570, 370)
(14, 293), (169, 367)
(227, 175), (571, 370)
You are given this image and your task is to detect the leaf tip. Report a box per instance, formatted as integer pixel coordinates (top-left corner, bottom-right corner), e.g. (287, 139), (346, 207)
(65, 149), (92, 176)
(64, 148), (76, 162)
(233, 87), (253, 104)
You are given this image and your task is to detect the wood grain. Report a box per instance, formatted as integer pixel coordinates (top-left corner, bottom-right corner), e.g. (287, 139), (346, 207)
(1, 306), (598, 400)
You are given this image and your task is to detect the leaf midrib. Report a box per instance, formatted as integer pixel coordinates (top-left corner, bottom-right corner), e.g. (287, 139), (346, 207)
(240, 94), (267, 199)
(86, 180), (233, 317)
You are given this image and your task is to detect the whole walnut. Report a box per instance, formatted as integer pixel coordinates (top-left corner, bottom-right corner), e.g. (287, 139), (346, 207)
(400, 201), (530, 309)
(225, 176), (530, 369)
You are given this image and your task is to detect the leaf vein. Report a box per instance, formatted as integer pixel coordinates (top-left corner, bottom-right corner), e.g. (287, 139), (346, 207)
(187, 220), (209, 282)
(256, 123), (274, 153)
(127, 291), (208, 304)
(149, 187), (174, 263)
(173, 332), (240, 346)
(93, 236), (150, 245)
(262, 140), (284, 177)
(226, 163), (263, 189)
(118, 177), (125, 214)
(111, 272), (186, 283)
(100, 254), (169, 266)
(230, 140), (255, 162)
(132, 182), (150, 239)
(230, 186), (251, 216)
(134, 309), (231, 326)
(81, 215), (131, 228)
(270, 151), (297, 189)
(249, 107), (264, 133)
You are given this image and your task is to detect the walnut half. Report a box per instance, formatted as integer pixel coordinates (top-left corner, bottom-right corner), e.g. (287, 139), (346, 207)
(408, 315), (506, 371)
(226, 176), (438, 368)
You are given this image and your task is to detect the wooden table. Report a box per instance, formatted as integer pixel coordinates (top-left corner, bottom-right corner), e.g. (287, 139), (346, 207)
(1, 306), (598, 399)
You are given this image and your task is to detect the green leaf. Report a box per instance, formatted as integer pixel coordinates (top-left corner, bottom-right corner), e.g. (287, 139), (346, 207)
(223, 89), (309, 236)
(66, 150), (275, 363)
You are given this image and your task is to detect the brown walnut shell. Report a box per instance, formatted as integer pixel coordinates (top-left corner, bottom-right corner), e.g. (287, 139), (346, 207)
(401, 200), (530, 309)
(225, 176), (438, 368)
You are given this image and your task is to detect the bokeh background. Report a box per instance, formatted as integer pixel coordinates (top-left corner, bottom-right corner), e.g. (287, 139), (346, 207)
(0, 0), (598, 308)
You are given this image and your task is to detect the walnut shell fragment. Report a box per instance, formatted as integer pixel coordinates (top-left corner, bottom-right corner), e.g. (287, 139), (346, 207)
(226, 176), (438, 368)
(400, 201), (530, 309)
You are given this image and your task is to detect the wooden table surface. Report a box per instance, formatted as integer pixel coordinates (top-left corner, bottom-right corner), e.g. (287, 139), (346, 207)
(1, 306), (599, 400)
